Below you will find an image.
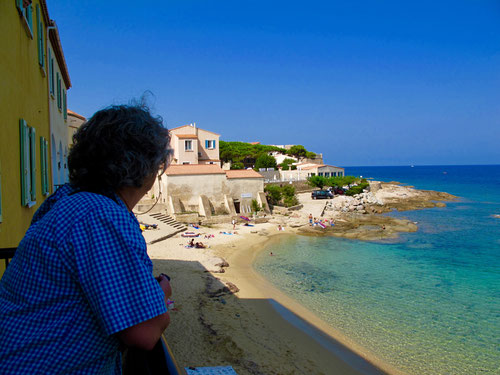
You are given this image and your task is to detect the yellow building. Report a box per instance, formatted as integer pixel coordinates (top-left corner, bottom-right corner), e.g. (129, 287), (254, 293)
(0, 1), (70, 276)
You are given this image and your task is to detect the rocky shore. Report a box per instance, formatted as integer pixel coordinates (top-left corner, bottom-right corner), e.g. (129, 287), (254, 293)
(286, 181), (458, 241)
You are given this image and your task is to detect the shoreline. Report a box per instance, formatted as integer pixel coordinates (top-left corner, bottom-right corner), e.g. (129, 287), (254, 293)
(222, 231), (404, 375)
(147, 182), (456, 374)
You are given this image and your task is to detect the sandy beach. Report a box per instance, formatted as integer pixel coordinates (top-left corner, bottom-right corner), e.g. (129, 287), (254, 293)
(144, 183), (456, 375)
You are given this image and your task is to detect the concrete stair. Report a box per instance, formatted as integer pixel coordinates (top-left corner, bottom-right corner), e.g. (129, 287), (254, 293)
(140, 213), (188, 245)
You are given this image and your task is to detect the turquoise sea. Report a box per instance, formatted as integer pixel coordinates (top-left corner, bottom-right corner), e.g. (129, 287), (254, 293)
(254, 165), (500, 375)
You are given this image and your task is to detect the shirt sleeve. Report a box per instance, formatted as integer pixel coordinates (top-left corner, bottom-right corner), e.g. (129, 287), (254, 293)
(72, 204), (167, 336)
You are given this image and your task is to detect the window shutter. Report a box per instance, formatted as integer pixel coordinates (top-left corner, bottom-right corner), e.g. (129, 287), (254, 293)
(63, 91), (67, 119)
(40, 137), (49, 195)
(30, 127), (37, 202)
(36, 4), (42, 66)
(56, 73), (61, 109)
(19, 119), (29, 206)
(26, 5), (33, 33)
(205, 140), (209, 148)
(48, 49), (53, 93)
(213, 140), (216, 149)
(16, 0), (22, 12)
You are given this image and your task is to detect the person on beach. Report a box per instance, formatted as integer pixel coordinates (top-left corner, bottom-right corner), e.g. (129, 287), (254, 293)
(0, 104), (172, 374)
(309, 213), (313, 225)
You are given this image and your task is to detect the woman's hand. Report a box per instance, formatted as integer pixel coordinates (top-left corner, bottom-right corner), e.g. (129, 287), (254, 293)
(156, 274), (172, 301)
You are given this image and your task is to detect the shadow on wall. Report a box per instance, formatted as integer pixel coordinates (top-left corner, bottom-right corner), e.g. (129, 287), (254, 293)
(152, 258), (385, 375)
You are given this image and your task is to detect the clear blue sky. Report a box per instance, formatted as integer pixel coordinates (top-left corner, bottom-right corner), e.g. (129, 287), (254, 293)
(49, 0), (499, 166)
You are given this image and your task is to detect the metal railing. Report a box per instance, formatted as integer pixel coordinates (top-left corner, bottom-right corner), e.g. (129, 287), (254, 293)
(0, 247), (16, 269)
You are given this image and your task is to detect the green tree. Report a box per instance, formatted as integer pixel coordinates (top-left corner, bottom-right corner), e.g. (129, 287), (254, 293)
(264, 185), (282, 205)
(230, 162), (244, 170)
(251, 199), (262, 213)
(307, 175), (327, 190)
(255, 154), (277, 170)
(282, 184), (295, 198)
(287, 145), (307, 158)
(305, 151), (316, 159)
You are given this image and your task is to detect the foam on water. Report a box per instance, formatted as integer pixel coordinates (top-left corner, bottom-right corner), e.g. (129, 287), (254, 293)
(254, 165), (500, 375)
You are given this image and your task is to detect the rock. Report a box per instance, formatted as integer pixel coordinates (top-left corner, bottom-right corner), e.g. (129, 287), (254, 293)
(215, 260), (230, 268)
(435, 202), (446, 208)
(225, 282), (240, 294)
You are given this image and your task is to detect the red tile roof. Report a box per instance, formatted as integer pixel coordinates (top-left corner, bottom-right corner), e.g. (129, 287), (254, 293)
(174, 134), (198, 139)
(225, 170), (264, 179)
(67, 109), (86, 121)
(165, 164), (226, 176)
(169, 124), (221, 136)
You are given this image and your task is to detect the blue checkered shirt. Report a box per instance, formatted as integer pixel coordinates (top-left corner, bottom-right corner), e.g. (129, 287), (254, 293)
(0, 184), (167, 374)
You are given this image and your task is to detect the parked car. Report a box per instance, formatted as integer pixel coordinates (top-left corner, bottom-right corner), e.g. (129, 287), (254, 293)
(311, 190), (333, 199)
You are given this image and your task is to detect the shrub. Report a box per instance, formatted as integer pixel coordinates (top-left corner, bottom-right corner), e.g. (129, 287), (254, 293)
(307, 175), (327, 190)
(282, 184), (295, 198)
(251, 199), (262, 213)
(345, 183), (369, 196)
(264, 185), (282, 205)
(284, 195), (299, 207)
(230, 162), (244, 170)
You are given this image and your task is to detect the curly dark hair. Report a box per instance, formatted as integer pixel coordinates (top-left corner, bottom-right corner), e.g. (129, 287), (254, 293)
(68, 104), (170, 194)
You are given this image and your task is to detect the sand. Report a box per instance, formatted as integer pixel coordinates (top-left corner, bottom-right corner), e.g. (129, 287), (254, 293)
(145, 182), (455, 374)
(148, 223), (394, 375)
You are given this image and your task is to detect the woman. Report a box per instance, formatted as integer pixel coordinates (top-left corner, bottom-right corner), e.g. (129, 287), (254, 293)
(0, 104), (172, 374)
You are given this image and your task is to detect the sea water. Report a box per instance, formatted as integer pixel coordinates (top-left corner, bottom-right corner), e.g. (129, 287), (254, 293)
(254, 165), (500, 375)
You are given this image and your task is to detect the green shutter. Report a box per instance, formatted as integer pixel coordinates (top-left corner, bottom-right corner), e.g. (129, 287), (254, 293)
(63, 91), (67, 119)
(19, 119), (30, 206)
(57, 73), (61, 109)
(30, 127), (36, 202)
(36, 4), (42, 66)
(26, 4), (33, 33)
(48, 49), (53, 93)
(40, 137), (49, 195)
(15, 0), (22, 13)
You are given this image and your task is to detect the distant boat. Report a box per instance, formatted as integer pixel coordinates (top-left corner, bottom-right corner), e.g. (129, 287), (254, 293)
(411, 165), (414, 168)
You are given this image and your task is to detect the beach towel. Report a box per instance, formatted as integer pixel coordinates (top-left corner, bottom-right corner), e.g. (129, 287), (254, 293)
(221, 232), (233, 235)
(190, 224), (200, 229)
(318, 222), (326, 229)
(239, 215), (250, 221)
(181, 232), (199, 237)
(185, 366), (238, 375)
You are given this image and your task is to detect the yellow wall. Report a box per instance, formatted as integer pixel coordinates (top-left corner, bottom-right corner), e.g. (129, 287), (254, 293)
(0, 1), (51, 255)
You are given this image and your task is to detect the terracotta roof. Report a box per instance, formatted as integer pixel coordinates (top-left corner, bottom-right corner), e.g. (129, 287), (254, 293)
(225, 170), (264, 179)
(165, 164), (226, 176)
(174, 134), (198, 139)
(67, 109), (86, 121)
(249, 142), (260, 145)
(301, 164), (344, 170)
(169, 124), (221, 136)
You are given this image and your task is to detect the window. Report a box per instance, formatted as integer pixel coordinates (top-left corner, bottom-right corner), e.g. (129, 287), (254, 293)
(36, 4), (45, 70)
(182, 162), (190, 165)
(19, 119), (36, 207)
(40, 137), (49, 196)
(205, 140), (216, 149)
(16, 0), (33, 37)
(184, 140), (192, 151)
(56, 73), (62, 110)
(49, 49), (54, 96)
(319, 172), (324, 176)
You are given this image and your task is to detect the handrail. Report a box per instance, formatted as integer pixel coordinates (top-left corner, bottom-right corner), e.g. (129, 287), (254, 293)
(0, 247), (16, 269)
(122, 334), (183, 375)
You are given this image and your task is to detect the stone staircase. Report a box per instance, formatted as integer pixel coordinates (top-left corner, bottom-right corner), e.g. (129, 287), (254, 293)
(149, 213), (187, 232)
(141, 213), (188, 245)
